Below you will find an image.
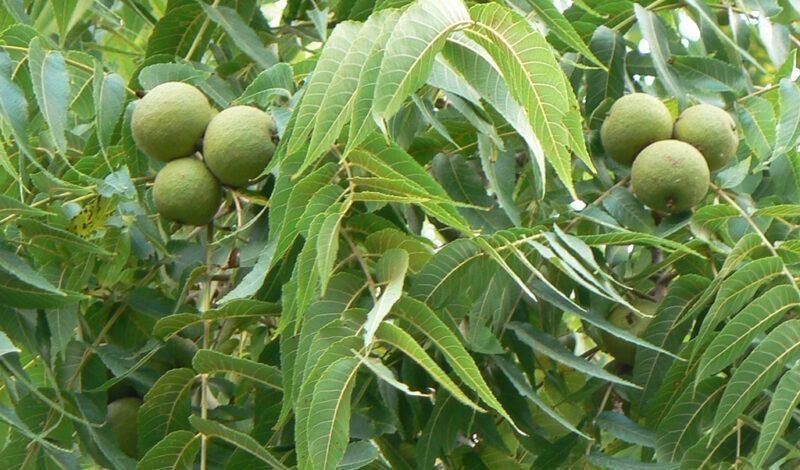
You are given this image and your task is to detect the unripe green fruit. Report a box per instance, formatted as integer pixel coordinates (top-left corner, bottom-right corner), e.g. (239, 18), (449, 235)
(600, 299), (658, 365)
(601, 93), (674, 166)
(131, 82), (213, 162)
(202, 106), (276, 187)
(674, 104), (738, 171)
(166, 336), (197, 368)
(153, 158), (222, 225)
(107, 397), (142, 458)
(631, 140), (710, 213)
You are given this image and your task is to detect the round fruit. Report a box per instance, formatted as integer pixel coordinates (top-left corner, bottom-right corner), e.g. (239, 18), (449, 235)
(601, 93), (674, 166)
(131, 82), (213, 162)
(153, 158), (222, 225)
(107, 381), (139, 403)
(674, 104), (738, 171)
(166, 336), (198, 368)
(631, 140), (710, 213)
(107, 397), (142, 458)
(202, 105), (276, 187)
(601, 300), (658, 365)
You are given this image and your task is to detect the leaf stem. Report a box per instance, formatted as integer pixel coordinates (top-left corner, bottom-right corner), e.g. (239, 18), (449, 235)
(185, 0), (222, 61)
(200, 223), (215, 470)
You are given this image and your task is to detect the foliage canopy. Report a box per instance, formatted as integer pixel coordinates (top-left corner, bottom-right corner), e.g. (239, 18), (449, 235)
(1, 0), (800, 468)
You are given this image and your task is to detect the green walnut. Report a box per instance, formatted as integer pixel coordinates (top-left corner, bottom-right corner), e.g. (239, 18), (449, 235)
(600, 299), (658, 365)
(601, 93), (674, 166)
(165, 336), (198, 368)
(202, 105), (276, 187)
(153, 158), (222, 225)
(107, 397), (142, 458)
(674, 104), (738, 171)
(631, 140), (710, 213)
(131, 82), (213, 162)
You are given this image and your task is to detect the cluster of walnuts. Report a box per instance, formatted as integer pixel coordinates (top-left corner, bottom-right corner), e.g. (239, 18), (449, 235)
(131, 82), (276, 226)
(601, 93), (738, 213)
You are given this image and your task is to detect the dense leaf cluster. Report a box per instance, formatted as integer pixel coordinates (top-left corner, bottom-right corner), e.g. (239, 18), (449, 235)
(0, 0), (799, 469)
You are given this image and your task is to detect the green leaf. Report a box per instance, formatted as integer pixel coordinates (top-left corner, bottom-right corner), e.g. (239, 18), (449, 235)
(192, 349), (282, 391)
(655, 377), (725, 462)
(633, 5), (685, 106)
(346, 10), (401, 153)
(395, 297), (521, 430)
(0, 331), (19, 357)
(0, 245), (64, 295)
(713, 320), (800, 435)
(28, 37), (70, 156)
(270, 163), (339, 269)
(45, 306), (79, 362)
(338, 441), (379, 470)
(579, 231), (700, 257)
(410, 238), (483, 306)
(493, 356), (589, 438)
(220, 239), (278, 303)
(94, 71), (126, 157)
(697, 285), (800, 383)
(467, 3), (577, 197)
(528, 0), (604, 69)
(416, 393), (473, 469)
(692, 256), (785, 358)
(691, 204), (740, 232)
(189, 417), (287, 469)
(363, 248), (408, 345)
(431, 153), (513, 232)
(198, 4), (276, 70)
(138, 368), (197, 455)
(374, 0), (470, 119)
(751, 363), (800, 468)
(154, 300), (280, 339)
(743, 0), (783, 15)
(588, 453), (678, 470)
(428, 56), (482, 104)
(683, 0), (767, 74)
(585, 26), (625, 118)
(441, 33), (547, 189)
(288, 273), (366, 423)
(736, 96), (777, 161)
(363, 228), (433, 272)
(633, 276), (710, 413)
(295, 336), (361, 468)
(754, 204), (800, 217)
(287, 22), (362, 160)
(145, 4), (208, 60)
(374, 322), (483, 411)
(671, 55), (747, 93)
(509, 322), (637, 389)
(136, 430), (200, 470)
(774, 78), (800, 157)
(307, 357), (361, 470)
(477, 135), (521, 226)
(349, 136), (471, 233)
(316, 204), (346, 294)
(0, 271), (84, 308)
(17, 218), (111, 256)
(284, 212), (330, 330)
(305, 13), (392, 171)
(0, 55), (32, 161)
(0, 194), (52, 219)
(138, 63), (207, 91)
(602, 187), (655, 233)
(234, 63), (294, 106)
(595, 412), (656, 448)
